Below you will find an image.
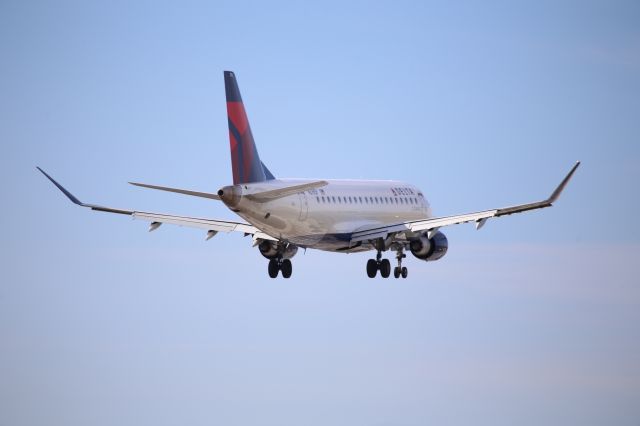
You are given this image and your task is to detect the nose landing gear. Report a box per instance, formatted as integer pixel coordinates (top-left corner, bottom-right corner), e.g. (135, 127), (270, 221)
(393, 247), (408, 279)
(393, 266), (408, 279)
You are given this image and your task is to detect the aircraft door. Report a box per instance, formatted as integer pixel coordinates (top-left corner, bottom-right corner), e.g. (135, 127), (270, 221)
(298, 192), (308, 221)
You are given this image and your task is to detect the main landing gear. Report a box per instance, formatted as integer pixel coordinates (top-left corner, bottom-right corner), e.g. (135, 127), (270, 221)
(268, 258), (292, 279)
(366, 247), (408, 279)
(366, 258), (390, 278)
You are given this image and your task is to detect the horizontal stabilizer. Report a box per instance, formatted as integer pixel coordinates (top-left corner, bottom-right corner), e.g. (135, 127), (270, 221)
(129, 182), (220, 200)
(245, 180), (328, 203)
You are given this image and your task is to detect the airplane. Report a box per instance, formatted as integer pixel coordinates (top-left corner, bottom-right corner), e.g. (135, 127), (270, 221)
(38, 71), (580, 279)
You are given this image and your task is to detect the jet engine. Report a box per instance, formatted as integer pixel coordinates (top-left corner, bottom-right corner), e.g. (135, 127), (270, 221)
(258, 240), (298, 260)
(409, 231), (448, 262)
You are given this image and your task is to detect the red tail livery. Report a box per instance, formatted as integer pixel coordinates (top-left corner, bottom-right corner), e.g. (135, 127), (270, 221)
(225, 71), (273, 184)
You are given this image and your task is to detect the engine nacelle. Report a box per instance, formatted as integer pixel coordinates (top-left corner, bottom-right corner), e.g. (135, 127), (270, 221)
(258, 240), (298, 260)
(409, 231), (448, 262)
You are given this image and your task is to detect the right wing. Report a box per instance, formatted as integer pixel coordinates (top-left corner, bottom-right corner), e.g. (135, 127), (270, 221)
(351, 161), (580, 244)
(37, 167), (277, 242)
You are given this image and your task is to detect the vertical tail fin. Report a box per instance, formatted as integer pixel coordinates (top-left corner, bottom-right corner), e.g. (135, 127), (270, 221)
(224, 71), (274, 184)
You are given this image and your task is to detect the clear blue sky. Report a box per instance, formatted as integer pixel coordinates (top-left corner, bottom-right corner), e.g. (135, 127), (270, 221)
(1, 1), (639, 425)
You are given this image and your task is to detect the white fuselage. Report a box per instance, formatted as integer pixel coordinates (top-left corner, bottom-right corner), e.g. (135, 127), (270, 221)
(230, 179), (432, 252)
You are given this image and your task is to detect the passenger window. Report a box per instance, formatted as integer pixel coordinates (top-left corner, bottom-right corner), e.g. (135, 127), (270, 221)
(316, 196), (320, 203)
(321, 196), (325, 203)
(332, 196), (336, 203)
(359, 196), (363, 203)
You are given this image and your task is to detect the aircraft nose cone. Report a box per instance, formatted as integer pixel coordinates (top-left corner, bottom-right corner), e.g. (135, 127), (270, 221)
(218, 185), (242, 207)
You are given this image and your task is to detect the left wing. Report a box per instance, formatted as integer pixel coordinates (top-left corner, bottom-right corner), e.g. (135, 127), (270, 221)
(351, 161), (580, 244)
(37, 167), (277, 242)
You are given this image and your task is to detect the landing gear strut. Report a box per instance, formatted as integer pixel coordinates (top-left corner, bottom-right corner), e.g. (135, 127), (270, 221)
(268, 258), (293, 279)
(393, 247), (408, 279)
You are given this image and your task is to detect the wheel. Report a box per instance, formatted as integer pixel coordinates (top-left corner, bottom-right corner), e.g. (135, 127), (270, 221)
(281, 259), (292, 278)
(393, 266), (401, 278)
(366, 259), (378, 278)
(401, 266), (408, 279)
(380, 259), (391, 278)
(268, 259), (279, 278)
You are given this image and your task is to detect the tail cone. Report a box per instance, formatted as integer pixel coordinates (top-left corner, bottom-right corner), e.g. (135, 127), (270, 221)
(218, 185), (242, 208)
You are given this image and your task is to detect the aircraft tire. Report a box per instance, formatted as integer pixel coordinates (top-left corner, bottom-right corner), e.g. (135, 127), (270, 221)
(394, 267), (401, 278)
(380, 259), (391, 278)
(366, 259), (378, 278)
(281, 259), (292, 278)
(401, 267), (408, 279)
(268, 259), (279, 278)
